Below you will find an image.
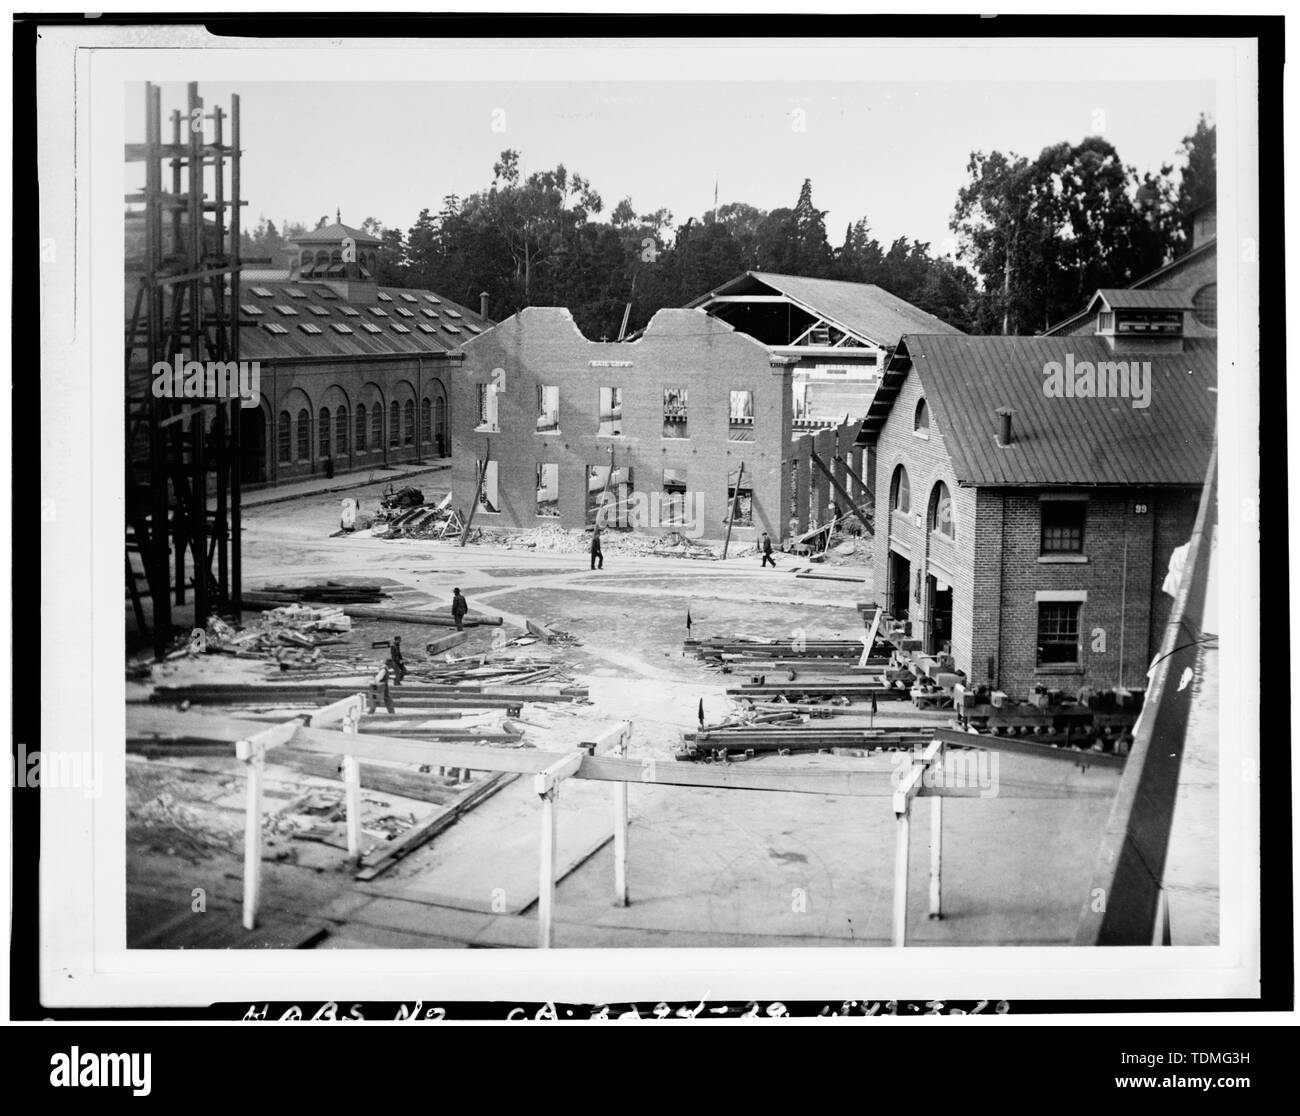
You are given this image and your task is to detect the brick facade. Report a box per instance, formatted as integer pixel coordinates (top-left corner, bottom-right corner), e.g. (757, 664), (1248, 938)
(873, 365), (1202, 699)
(450, 308), (795, 542)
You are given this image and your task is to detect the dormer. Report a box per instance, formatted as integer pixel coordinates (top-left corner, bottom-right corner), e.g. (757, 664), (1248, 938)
(1086, 289), (1191, 354)
(286, 222), (383, 303)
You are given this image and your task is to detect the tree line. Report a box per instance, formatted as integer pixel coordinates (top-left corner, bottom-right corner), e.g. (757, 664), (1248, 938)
(241, 114), (1213, 338)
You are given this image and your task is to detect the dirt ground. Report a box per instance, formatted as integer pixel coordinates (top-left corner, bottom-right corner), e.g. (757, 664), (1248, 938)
(127, 475), (1122, 948)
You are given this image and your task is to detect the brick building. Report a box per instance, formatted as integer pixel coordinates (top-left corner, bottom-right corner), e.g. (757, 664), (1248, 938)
(864, 296), (1216, 700)
(142, 222), (494, 486)
(449, 306), (870, 543)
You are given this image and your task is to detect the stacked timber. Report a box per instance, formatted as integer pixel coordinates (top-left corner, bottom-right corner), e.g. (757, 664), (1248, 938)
(684, 635), (909, 703)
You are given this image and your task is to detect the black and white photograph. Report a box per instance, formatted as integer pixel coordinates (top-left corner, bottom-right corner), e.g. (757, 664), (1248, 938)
(20, 12), (1284, 1039)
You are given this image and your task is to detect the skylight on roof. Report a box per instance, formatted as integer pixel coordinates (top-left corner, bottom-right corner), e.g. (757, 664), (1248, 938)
(443, 309), (463, 319)
(340, 306), (361, 316)
(251, 286), (274, 297)
(331, 322), (354, 334)
(399, 293), (418, 303)
(369, 307), (388, 317)
(315, 288), (338, 299)
(376, 292), (393, 302)
(263, 322), (289, 335)
(417, 323), (437, 334)
(466, 323), (482, 334)
(240, 303), (264, 316)
(423, 294), (441, 304)
(361, 322), (382, 333)
(299, 323), (323, 335)
(442, 324), (462, 334)
(421, 308), (439, 318)
(286, 288), (307, 298)
(394, 306), (414, 317)
(275, 304), (298, 316)
(307, 305), (330, 316)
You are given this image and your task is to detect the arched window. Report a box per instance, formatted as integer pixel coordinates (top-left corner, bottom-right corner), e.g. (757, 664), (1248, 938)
(296, 409), (310, 461)
(914, 398), (930, 437)
(372, 404), (383, 449)
(335, 407), (348, 456)
(928, 480), (954, 540)
(434, 395), (446, 439)
(421, 398), (432, 443)
(404, 400), (416, 446)
(389, 402), (400, 447)
(278, 411), (291, 463)
(890, 464), (911, 514)
(1192, 284), (1217, 328)
(319, 407), (331, 458)
(356, 404), (367, 452)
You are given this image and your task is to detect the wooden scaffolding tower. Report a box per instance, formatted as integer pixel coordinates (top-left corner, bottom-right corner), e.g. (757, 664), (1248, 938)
(125, 82), (245, 658)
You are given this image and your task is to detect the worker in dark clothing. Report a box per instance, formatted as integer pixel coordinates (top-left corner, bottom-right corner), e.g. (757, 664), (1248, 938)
(590, 526), (604, 570)
(389, 635), (407, 684)
(761, 531), (776, 568)
(451, 588), (468, 631)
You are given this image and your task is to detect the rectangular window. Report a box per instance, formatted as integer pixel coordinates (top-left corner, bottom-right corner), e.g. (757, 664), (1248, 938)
(1036, 602), (1081, 665)
(476, 382), (500, 432)
(1041, 500), (1086, 554)
(536, 463), (559, 517)
(729, 390), (755, 442)
(663, 387), (688, 439)
(476, 460), (500, 514)
(598, 386), (623, 436)
(587, 464), (633, 527)
(536, 385), (560, 433)
(662, 468), (688, 525)
(727, 469), (753, 527)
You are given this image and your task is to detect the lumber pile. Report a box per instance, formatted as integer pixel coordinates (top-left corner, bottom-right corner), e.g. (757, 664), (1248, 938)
(679, 722), (935, 762)
(684, 634), (907, 704)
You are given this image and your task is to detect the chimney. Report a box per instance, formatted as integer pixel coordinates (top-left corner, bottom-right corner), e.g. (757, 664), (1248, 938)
(996, 407), (1014, 447)
(480, 291), (490, 320)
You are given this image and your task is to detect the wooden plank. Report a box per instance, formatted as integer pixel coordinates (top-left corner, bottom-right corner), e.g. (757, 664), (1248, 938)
(353, 771), (518, 881)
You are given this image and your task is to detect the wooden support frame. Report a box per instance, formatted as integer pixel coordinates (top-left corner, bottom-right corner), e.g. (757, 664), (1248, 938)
(459, 439), (491, 546)
(721, 460), (746, 560)
(534, 751), (587, 949)
(891, 738), (943, 947)
(809, 447), (870, 525)
(235, 694), (365, 929)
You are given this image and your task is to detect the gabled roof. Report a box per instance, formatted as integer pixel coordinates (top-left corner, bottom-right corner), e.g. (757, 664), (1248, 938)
(1088, 288), (1194, 312)
(231, 281), (492, 360)
(863, 334), (1216, 487)
(289, 222), (383, 245)
(688, 270), (962, 346)
(1041, 238), (1216, 336)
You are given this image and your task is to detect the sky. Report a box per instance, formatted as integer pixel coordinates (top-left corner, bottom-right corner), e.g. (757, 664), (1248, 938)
(126, 79), (1214, 258)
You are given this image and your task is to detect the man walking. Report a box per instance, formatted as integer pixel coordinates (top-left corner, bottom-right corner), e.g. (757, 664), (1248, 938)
(760, 531), (776, 568)
(590, 526), (604, 571)
(451, 588), (468, 631)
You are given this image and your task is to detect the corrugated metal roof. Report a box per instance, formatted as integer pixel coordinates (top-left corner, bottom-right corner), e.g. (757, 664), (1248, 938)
(232, 281), (492, 361)
(1091, 288), (1195, 311)
(688, 270), (963, 345)
(867, 334), (1216, 487)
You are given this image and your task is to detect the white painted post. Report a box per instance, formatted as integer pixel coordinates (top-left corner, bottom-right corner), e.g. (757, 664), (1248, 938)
(533, 750), (585, 950)
(538, 786), (559, 948)
(238, 739), (265, 931)
(893, 801), (911, 947)
(342, 705), (362, 860)
(613, 738), (628, 907)
(929, 745), (943, 921)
